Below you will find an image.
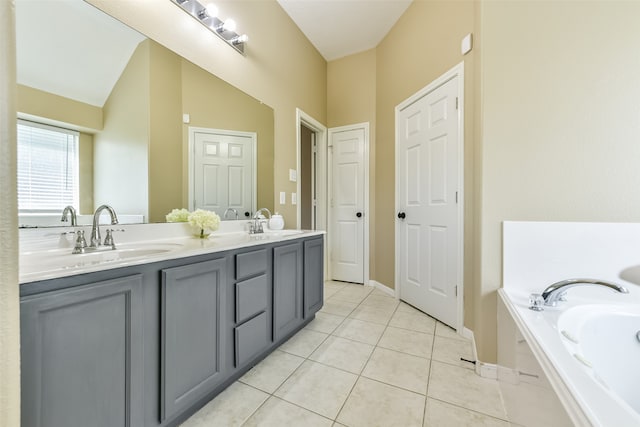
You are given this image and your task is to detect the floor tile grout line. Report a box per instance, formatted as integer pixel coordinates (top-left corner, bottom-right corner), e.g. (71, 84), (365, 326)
(427, 395), (512, 423)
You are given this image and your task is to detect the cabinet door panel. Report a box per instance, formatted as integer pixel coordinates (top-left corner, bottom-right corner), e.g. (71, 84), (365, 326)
(236, 248), (268, 280)
(21, 274), (143, 427)
(235, 311), (269, 367)
(161, 258), (226, 422)
(304, 237), (324, 317)
(236, 274), (269, 324)
(273, 242), (303, 340)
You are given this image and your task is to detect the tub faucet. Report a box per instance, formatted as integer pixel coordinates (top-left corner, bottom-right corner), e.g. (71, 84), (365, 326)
(529, 278), (629, 311)
(90, 205), (119, 248)
(60, 205), (77, 226)
(250, 208), (272, 234)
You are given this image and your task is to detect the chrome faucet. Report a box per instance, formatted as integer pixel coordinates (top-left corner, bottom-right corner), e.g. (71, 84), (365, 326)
(61, 205), (77, 226)
(223, 208), (239, 220)
(529, 278), (629, 311)
(90, 205), (119, 248)
(250, 208), (272, 234)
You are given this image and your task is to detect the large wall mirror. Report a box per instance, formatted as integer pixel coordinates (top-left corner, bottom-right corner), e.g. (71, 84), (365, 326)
(16, 0), (274, 227)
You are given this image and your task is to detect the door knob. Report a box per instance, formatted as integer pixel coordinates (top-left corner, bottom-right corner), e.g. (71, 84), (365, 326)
(397, 212), (406, 219)
(244, 211), (250, 217)
(356, 212), (362, 218)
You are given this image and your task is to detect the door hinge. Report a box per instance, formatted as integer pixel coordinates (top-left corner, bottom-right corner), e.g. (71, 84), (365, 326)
(455, 191), (458, 204)
(455, 97), (459, 110)
(455, 285), (458, 297)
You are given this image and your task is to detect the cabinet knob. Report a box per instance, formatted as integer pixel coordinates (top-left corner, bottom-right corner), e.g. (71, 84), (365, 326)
(397, 212), (406, 219)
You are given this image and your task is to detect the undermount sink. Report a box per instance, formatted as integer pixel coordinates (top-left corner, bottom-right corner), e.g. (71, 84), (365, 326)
(249, 229), (305, 240)
(21, 243), (184, 275)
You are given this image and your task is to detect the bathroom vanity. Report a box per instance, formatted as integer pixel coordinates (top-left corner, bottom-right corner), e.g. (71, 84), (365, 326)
(19, 225), (324, 427)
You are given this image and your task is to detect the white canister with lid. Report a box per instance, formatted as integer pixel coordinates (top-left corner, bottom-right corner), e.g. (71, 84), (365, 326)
(269, 213), (284, 230)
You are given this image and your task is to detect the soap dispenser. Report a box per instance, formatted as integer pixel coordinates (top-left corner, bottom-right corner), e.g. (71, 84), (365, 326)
(269, 213), (284, 230)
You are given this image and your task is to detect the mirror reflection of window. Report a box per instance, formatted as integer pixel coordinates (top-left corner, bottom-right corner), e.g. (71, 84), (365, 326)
(17, 120), (79, 213)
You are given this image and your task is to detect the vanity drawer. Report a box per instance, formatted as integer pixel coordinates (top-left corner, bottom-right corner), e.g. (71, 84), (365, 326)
(235, 274), (269, 324)
(235, 249), (268, 280)
(234, 311), (269, 367)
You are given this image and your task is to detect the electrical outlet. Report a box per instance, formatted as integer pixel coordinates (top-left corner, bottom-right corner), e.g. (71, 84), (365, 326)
(291, 192), (297, 205)
(279, 191), (286, 205)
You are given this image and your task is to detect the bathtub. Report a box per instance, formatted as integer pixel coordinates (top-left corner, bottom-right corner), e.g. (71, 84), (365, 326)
(501, 221), (640, 427)
(500, 289), (640, 427)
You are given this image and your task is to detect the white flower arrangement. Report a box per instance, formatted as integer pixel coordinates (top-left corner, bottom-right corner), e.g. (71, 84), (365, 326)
(188, 209), (221, 238)
(165, 208), (190, 223)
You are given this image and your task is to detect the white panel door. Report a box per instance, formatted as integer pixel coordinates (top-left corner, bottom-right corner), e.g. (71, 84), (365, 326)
(396, 75), (460, 328)
(330, 128), (365, 283)
(193, 130), (254, 218)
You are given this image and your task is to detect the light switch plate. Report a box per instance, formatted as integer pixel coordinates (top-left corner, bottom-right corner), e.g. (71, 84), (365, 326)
(279, 191), (286, 205)
(291, 192), (297, 205)
(461, 33), (473, 55)
(182, 113), (190, 124)
(289, 169), (297, 182)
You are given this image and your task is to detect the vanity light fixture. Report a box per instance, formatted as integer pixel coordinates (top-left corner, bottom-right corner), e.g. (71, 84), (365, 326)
(171, 0), (248, 55)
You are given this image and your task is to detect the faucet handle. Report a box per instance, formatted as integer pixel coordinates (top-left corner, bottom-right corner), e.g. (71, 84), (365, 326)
(104, 229), (124, 249)
(528, 293), (545, 311)
(72, 230), (88, 254)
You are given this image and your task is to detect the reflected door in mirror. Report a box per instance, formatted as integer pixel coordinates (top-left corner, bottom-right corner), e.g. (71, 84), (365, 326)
(191, 128), (255, 218)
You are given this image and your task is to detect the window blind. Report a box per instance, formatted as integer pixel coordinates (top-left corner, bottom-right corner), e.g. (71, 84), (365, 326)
(17, 120), (79, 213)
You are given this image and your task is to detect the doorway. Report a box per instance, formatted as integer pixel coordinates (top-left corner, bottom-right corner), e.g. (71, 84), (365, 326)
(299, 124), (316, 230)
(395, 63), (464, 330)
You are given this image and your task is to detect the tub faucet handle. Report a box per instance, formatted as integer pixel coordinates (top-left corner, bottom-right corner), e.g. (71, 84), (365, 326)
(529, 293), (545, 311)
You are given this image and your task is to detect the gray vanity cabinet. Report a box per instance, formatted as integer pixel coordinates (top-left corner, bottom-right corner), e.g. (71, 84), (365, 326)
(20, 234), (324, 427)
(304, 237), (324, 318)
(20, 274), (144, 427)
(273, 241), (304, 341)
(160, 258), (227, 423)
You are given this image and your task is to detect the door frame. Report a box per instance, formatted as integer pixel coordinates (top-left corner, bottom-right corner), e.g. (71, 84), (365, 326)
(295, 108), (328, 232)
(328, 122), (370, 285)
(394, 62), (464, 332)
(187, 126), (257, 212)
(295, 109), (329, 277)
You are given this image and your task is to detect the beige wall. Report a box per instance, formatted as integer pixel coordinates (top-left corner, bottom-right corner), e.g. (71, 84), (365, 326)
(148, 40), (182, 223)
(476, 0), (640, 361)
(0, 0), (19, 424)
(88, 0), (327, 227)
(94, 40), (150, 218)
(16, 84), (103, 131)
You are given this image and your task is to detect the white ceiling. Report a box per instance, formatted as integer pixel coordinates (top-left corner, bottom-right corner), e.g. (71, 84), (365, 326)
(16, 0), (145, 107)
(277, 0), (413, 61)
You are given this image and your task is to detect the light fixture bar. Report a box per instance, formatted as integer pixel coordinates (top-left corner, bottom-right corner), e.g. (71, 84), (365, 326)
(171, 0), (248, 55)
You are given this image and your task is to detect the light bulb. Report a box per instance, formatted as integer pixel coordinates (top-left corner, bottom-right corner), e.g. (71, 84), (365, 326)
(233, 34), (249, 44)
(222, 19), (236, 32)
(205, 3), (218, 18)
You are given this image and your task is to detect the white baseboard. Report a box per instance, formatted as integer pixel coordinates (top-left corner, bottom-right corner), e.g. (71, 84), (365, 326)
(476, 361), (498, 379)
(465, 327), (498, 379)
(367, 280), (396, 298)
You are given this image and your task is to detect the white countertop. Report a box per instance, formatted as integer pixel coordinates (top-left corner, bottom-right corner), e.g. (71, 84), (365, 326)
(19, 221), (324, 284)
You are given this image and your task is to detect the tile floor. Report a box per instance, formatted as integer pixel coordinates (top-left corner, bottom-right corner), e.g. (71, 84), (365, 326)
(181, 281), (512, 427)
